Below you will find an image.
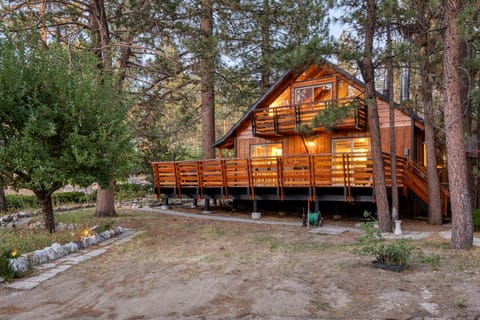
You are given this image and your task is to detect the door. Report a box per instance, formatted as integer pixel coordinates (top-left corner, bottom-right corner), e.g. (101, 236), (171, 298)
(332, 138), (370, 185)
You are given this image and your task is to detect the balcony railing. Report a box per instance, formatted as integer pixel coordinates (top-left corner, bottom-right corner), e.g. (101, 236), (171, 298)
(252, 99), (367, 137)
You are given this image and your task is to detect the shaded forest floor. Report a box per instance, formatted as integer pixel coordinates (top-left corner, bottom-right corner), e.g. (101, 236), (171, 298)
(1, 207), (480, 319)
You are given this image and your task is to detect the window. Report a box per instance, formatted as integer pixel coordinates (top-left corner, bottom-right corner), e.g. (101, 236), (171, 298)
(250, 143), (283, 158)
(337, 80), (363, 100)
(295, 84), (332, 106)
(331, 138), (371, 185)
(332, 138), (370, 153)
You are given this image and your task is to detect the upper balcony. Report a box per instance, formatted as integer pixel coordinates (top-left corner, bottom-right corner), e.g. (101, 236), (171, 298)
(252, 98), (367, 137)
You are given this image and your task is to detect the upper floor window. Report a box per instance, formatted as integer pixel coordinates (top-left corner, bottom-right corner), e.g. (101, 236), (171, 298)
(295, 84), (332, 106)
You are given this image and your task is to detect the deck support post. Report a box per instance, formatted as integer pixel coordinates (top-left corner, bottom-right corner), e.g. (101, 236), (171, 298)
(202, 197), (211, 214)
(160, 196), (169, 210)
(252, 199), (262, 219)
(191, 198), (198, 208)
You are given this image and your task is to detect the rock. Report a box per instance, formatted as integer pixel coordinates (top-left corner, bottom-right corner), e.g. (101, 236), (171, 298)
(51, 243), (67, 258)
(32, 250), (49, 265)
(45, 247), (60, 261)
(6, 222), (16, 231)
(63, 242), (79, 253)
(88, 235), (98, 245)
(3, 215), (13, 223)
(56, 223), (66, 232)
(81, 237), (90, 248)
(115, 226), (124, 234)
(100, 230), (111, 239)
(9, 257), (29, 273)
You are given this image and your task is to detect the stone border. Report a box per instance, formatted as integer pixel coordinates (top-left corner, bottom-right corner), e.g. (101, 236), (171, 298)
(5, 226), (126, 275)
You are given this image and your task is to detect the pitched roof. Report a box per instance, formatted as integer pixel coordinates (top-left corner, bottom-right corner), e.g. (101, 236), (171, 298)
(213, 60), (421, 148)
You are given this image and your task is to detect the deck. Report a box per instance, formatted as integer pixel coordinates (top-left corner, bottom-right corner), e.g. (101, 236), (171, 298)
(152, 153), (449, 215)
(252, 99), (367, 137)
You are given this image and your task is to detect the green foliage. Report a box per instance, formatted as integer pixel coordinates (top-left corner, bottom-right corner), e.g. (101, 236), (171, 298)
(0, 228), (74, 256)
(353, 211), (413, 266)
(52, 192), (90, 205)
(115, 184), (151, 201)
(0, 247), (16, 281)
(472, 208), (480, 232)
(311, 102), (351, 132)
(0, 35), (134, 190)
(5, 195), (39, 211)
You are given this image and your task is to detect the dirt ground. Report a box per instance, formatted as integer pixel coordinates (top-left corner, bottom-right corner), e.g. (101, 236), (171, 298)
(1, 206), (480, 320)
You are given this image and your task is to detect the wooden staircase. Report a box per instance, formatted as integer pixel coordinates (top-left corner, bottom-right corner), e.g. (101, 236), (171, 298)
(402, 160), (449, 216)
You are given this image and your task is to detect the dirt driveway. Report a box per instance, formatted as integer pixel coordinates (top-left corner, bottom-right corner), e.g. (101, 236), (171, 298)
(1, 208), (480, 319)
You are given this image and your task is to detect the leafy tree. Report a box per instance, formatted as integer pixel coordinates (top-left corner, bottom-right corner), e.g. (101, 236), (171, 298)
(0, 36), (132, 232)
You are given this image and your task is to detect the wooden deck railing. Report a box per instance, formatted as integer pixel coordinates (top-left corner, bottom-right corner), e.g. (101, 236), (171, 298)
(152, 153), (449, 216)
(402, 160), (449, 215)
(152, 152), (404, 198)
(252, 99), (367, 136)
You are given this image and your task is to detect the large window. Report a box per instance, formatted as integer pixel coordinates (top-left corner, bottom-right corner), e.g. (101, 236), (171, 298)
(332, 137), (370, 153)
(295, 84), (332, 106)
(331, 138), (370, 185)
(250, 143), (283, 157)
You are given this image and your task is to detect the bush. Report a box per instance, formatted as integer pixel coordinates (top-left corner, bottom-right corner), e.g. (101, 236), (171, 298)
(115, 183), (151, 201)
(5, 194), (38, 211)
(473, 209), (480, 232)
(52, 191), (90, 205)
(353, 211), (413, 266)
(0, 247), (16, 281)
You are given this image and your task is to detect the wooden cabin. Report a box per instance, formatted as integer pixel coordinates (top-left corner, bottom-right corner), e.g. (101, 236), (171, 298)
(152, 62), (449, 218)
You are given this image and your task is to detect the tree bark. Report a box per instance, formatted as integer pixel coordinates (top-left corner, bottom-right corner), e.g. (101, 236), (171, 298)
(443, 0), (473, 249)
(95, 180), (117, 217)
(35, 191), (56, 233)
(359, 0), (391, 232)
(200, 0), (215, 159)
(387, 22), (399, 222)
(416, 10), (443, 225)
(0, 185), (6, 213)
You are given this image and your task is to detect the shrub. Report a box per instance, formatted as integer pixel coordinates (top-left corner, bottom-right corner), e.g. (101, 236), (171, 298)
(353, 211), (413, 266)
(473, 209), (480, 232)
(0, 247), (16, 281)
(5, 195), (38, 211)
(115, 183), (151, 201)
(52, 191), (90, 205)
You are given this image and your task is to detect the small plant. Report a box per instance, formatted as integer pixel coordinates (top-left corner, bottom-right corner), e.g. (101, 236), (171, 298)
(472, 208), (480, 232)
(455, 298), (467, 308)
(0, 247), (16, 281)
(353, 211), (413, 267)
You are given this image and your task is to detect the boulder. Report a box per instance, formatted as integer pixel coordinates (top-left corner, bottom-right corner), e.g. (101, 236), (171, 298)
(63, 242), (79, 253)
(9, 257), (29, 273)
(51, 243), (67, 258)
(33, 249), (49, 264)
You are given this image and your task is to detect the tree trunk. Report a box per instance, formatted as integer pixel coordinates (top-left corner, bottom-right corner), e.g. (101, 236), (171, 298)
(419, 41), (443, 225)
(443, 0), (473, 249)
(35, 191), (55, 233)
(95, 180), (117, 217)
(359, 0), (391, 232)
(0, 185), (6, 213)
(387, 23), (399, 222)
(90, 0), (111, 68)
(260, 0), (271, 92)
(200, 0), (215, 159)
